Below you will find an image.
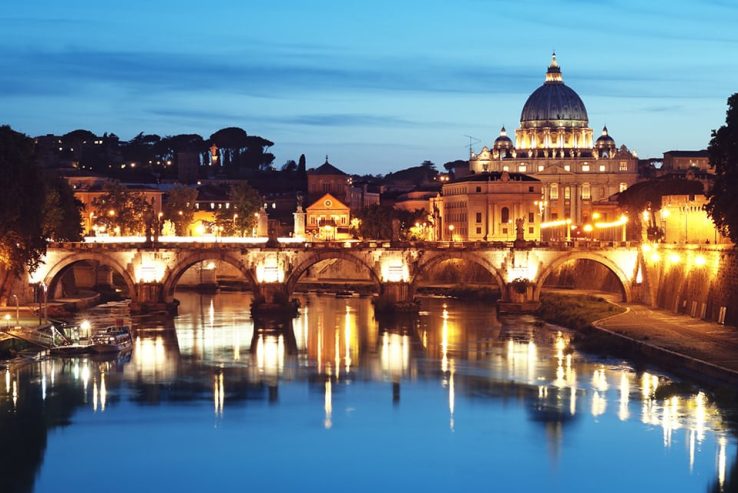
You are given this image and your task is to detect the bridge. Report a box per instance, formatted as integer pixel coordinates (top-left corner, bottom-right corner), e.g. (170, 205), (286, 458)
(29, 239), (645, 313)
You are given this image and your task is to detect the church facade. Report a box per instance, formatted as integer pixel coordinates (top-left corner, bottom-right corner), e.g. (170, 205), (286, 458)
(466, 54), (639, 227)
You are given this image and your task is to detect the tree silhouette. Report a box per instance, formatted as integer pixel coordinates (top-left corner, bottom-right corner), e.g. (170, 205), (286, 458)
(163, 184), (198, 235)
(706, 93), (738, 243)
(215, 182), (263, 236)
(0, 126), (47, 301)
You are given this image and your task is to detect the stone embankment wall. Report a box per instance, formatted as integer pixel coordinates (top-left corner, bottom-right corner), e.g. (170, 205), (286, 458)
(643, 246), (738, 326)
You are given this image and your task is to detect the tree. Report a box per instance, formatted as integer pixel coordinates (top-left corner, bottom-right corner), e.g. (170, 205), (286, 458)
(353, 204), (423, 240)
(706, 93), (738, 243)
(163, 184), (198, 235)
(215, 182), (262, 236)
(41, 175), (83, 241)
(618, 177), (703, 240)
(0, 126), (47, 299)
(91, 182), (151, 236)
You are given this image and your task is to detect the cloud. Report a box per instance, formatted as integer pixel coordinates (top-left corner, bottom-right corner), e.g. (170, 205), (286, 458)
(0, 45), (694, 102)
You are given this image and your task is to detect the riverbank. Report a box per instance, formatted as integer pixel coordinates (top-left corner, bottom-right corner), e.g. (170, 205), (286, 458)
(539, 292), (738, 388)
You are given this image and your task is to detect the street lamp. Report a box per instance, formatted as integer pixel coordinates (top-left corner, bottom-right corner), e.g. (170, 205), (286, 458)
(448, 224), (455, 242)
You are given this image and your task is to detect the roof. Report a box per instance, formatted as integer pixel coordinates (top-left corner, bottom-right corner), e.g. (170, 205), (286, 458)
(450, 171), (540, 183)
(306, 193), (349, 211)
(308, 159), (347, 176)
(663, 150), (709, 158)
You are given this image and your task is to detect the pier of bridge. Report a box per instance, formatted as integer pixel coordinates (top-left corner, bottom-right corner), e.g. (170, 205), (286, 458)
(27, 240), (645, 314)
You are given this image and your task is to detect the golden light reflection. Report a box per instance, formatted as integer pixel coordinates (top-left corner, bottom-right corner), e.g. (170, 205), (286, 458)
(449, 363), (455, 431)
(506, 339), (539, 383)
(133, 336), (171, 382)
(324, 379), (332, 429)
(256, 334), (285, 379)
(618, 371), (630, 421)
(344, 306), (353, 373)
(213, 371), (224, 417)
(591, 391), (606, 417)
(441, 306), (449, 373)
(718, 436), (727, 490)
(97, 372), (107, 412)
(381, 332), (410, 379)
(592, 368), (608, 392)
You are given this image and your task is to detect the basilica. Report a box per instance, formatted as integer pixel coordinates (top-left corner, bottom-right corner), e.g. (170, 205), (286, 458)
(438, 54), (639, 241)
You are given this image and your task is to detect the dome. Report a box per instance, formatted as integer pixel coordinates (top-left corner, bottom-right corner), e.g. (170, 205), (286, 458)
(493, 126), (513, 148)
(595, 126), (615, 147)
(520, 54), (588, 128)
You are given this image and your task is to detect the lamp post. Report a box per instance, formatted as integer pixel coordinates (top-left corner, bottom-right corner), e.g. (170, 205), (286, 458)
(448, 224), (455, 242)
(11, 294), (19, 327)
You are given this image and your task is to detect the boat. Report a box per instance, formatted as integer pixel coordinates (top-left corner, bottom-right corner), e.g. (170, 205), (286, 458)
(50, 343), (94, 356)
(91, 326), (133, 353)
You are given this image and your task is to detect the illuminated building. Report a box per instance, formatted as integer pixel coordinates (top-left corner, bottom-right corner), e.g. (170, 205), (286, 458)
(307, 157), (379, 212)
(306, 193), (351, 241)
(661, 150), (711, 174)
(468, 53), (639, 226)
(658, 194), (730, 244)
(435, 171), (542, 241)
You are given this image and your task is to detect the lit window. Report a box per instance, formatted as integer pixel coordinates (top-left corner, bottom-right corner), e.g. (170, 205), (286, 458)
(564, 186), (571, 200)
(619, 161), (628, 171)
(519, 164), (527, 172)
(582, 183), (591, 200)
(619, 182), (628, 193)
(538, 165), (545, 172)
(599, 164), (606, 172)
(550, 183), (559, 200)
(564, 164), (571, 172)
(502, 165), (510, 172)
(582, 164), (590, 172)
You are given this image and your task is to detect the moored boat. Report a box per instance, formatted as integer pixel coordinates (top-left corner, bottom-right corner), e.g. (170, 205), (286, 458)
(91, 326), (133, 353)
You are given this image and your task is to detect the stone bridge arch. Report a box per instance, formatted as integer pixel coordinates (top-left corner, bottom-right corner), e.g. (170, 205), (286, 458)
(534, 251), (633, 302)
(162, 251), (258, 302)
(285, 251), (381, 296)
(43, 252), (137, 301)
(410, 251), (506, 294)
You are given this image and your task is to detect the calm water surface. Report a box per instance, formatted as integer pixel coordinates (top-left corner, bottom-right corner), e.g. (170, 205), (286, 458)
(1, 292), (736, 492)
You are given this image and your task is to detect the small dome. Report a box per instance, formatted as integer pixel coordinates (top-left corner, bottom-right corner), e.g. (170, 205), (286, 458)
(493, 126), (513, 148)
(595, 126), (615, 147)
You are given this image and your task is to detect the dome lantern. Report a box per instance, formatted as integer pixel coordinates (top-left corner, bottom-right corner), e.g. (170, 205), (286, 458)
(545, 52), (563, 83)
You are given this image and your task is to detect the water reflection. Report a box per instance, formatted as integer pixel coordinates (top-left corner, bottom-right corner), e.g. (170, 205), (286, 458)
(0, 292), (735, 493)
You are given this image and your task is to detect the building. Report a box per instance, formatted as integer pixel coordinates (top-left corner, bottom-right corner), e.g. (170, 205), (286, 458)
(659, 194), (730, 245)
(307, 157), (380, 213)
(66, 176), (163, 235)
(306, 193), (351, 241)
(435, 171), (542, 242)
(661, 150), (711, 174)
(468, 53), (639, 226)
(307, 158), (350, 204)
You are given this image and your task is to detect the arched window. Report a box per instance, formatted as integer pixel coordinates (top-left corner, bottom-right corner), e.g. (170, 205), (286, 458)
(550, 183), (559, 200)
(501, 207), (510, 224)
(582, 183), (591, 200)
(564, 186), (571, 200)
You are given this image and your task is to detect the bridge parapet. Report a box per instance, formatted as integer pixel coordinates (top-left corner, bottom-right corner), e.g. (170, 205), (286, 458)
(34, 241), (647, 314)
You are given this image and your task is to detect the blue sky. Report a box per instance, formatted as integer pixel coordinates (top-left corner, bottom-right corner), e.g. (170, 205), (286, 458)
(1, 0), (737, 173)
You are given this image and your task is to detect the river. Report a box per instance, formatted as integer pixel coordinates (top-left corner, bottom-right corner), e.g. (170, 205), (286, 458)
(0, 291), (735, 492)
